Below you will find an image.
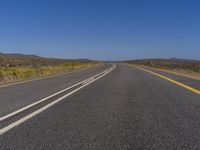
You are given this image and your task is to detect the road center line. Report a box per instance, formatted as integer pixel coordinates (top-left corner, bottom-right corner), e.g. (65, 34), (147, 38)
(0, 65), (115, 122)
(0, 65), (115, 135)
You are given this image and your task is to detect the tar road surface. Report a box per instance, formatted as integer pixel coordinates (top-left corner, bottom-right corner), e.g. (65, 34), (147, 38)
(0, 64), (200, 150)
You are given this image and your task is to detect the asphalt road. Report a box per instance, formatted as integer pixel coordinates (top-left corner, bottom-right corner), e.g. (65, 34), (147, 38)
(0, 64), (200, 150)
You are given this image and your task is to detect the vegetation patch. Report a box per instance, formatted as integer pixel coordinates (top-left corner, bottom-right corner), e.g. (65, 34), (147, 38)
(0, 53), (101, 84)
(122, 59), (200, 79)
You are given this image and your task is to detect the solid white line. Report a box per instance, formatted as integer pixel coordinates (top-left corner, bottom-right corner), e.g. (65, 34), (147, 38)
(0, 65), (115, 135)
(0, 65), (115, 122)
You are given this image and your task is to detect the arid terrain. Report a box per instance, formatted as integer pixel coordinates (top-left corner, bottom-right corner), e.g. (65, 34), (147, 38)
(0, 53), (100, 84)
(123, 58), (200, 80)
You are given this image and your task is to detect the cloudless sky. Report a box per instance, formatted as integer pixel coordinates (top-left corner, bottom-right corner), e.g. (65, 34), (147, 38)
(0, 0), (200, 60)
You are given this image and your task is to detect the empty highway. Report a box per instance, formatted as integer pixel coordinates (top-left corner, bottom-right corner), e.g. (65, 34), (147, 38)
(0, 64), (200, 150)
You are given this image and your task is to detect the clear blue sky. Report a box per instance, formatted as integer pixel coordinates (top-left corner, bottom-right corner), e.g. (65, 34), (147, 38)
(0, 0), (200, 60)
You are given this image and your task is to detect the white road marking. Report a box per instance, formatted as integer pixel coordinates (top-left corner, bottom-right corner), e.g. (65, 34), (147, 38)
(0, 66), (114, 122)
(0, 65), (116, 135)
(0, 65), (101, 88)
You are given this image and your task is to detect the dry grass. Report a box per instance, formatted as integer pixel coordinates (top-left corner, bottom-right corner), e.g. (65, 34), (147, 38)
(122, 59), (200, 80)
(0, 53), (101, 84)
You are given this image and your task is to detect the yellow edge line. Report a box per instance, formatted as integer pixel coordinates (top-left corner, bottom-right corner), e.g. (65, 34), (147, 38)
(134, 65), (200, 95)
(140, 65), (200, 81)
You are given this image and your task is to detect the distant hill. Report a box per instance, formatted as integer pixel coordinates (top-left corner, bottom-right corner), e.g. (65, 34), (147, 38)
(0, 53), (100, 84)
(0, 53), (93, 67)
(167, 58), (200, 63)
(123, 58), (200, 72)
(124, 58), (200, 63)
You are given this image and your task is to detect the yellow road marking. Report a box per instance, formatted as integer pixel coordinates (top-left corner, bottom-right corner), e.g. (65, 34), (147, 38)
(135, 65), (200, 95)
(141, 65), (200, 81)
